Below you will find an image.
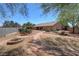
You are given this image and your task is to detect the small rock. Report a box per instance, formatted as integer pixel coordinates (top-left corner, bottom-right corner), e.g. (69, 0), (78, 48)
(31, 47), (38, 52)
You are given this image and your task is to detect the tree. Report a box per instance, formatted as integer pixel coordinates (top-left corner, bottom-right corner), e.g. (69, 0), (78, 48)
(67, 14), (78, 33)
(14, 22), (21, 27)
(18, 22), (35, 35)
(3, 20), (20, 27)
(22, 22), (35, 29)
(58, 8), (78, 32)
(58, 19), (69, 30)
(41, 3), (79, 33)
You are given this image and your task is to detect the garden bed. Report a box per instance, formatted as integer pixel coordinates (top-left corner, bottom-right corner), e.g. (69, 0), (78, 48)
(7, 38), (24, 45)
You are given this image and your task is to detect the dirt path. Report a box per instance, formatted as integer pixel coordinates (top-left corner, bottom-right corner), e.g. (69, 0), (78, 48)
(0, 30), (44, 45)
(32, 31), (45, 40)
(0, 30), (79, 46)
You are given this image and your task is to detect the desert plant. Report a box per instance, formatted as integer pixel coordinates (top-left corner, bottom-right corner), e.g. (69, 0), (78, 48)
(18, 22), (34, 35)
(18, 28), (32, 35)
(45, 30), (50, 32)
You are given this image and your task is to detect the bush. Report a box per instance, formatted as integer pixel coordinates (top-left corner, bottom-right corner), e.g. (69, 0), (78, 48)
(18, 28), (32, 35)
(18, 28), (26, 33)
(51, 29), (59, 32)
(45, 30), (50, 32)
(18, 22), (34, 35)
(26, 29), (32, 33)
(0, 46), (26, 56)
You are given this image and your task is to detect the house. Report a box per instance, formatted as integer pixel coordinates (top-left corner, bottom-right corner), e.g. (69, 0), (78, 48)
(34, 21), (63, 31)
(33, 21), (79, 34)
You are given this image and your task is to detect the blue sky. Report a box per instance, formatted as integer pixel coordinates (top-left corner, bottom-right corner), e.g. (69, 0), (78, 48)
(0, 3), (59, 26)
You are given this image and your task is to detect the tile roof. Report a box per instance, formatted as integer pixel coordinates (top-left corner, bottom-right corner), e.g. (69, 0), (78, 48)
(34, 21), (57, 27)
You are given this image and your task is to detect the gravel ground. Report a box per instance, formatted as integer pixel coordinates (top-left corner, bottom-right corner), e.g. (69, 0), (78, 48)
(0, 30), (79, 56)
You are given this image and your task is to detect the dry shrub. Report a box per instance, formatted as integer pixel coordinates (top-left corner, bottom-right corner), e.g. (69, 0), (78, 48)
(0, 36), (79, 56)
(0, 46), (27, 56)
(4, 47), (26, 56)
(33, 37), (79, 56)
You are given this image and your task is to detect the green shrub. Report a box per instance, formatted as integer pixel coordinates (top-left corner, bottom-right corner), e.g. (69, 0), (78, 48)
(18, 28), (25, 33)
(26, 29), (32, 33)
(18, 22), (34, 35)
(18, 28), (32, 34)
(45, 30), (50, 32)
(51, 29), (59, 32)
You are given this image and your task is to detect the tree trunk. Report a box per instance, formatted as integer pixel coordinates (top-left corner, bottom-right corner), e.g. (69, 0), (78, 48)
(64, 26), (68, 30)
(72, 26), (75, 34)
